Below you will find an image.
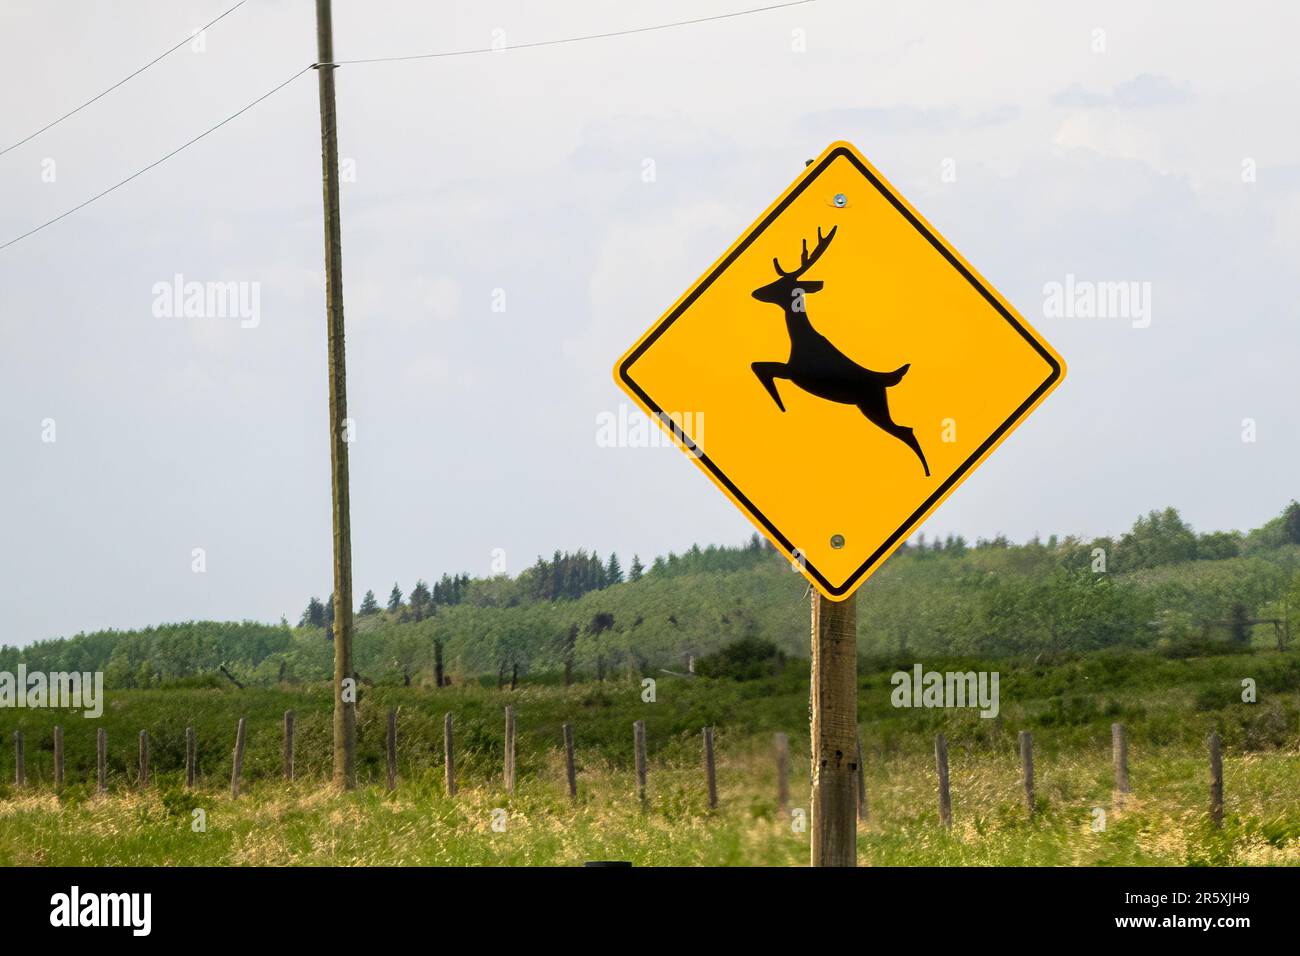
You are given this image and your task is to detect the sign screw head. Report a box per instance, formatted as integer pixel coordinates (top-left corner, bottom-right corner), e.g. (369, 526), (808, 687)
(830, 534), (846, 549)
(833, 193), (848, 208)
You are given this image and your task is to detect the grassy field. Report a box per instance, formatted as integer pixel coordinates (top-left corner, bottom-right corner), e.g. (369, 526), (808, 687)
(2, 649), (1299, 865)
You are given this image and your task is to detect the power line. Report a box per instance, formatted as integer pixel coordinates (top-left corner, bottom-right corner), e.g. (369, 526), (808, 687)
(335, 0), (816, 65)
(0, 65), (312, 253)
(0, 0), (249, 158)
(0, 1), (816, 252)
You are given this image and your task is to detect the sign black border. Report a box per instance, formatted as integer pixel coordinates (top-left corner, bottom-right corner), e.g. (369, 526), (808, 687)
(617, 145), (1063, 598)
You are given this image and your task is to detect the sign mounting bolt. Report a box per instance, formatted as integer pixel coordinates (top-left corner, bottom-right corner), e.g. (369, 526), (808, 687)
(833, 193), (848, 208)
(830, 534), (846, 549)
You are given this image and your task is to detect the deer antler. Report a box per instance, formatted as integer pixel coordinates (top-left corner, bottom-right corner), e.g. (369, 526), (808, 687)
(772, 225), (838, 278)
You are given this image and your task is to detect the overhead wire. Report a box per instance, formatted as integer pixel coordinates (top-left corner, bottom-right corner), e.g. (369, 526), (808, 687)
(0, 2), (817, 252)
(0, 0), (250, 158)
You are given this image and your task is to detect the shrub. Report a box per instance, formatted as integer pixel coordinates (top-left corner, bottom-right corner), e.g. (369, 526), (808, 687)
(695, 637), (784, 681)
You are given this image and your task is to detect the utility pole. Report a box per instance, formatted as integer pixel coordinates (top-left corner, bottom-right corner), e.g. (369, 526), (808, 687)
(810, 592), (858, 866)
(314, 0), (355, 790)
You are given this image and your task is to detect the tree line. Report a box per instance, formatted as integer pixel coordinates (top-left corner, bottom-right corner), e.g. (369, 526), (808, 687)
(296, 537), (783, 625)
(8, 503), (1300, 690)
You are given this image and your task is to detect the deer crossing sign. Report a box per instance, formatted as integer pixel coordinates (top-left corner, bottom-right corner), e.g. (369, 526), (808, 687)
(614, 141), (1065, 601)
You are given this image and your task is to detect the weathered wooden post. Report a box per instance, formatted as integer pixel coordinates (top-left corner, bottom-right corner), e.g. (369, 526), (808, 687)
(13, 731), (24, 787)
(283, 711), (295, 781)
(855, 731), (868, 821)
(96, 728), (106, 794)
(1208, 732), (1223, 829)
(138, 730), (149, 788)
(1019, 730), (1035, 816)
(563, 723), (578, 801)
(185, 726), (196, 789)
(386, 708), (397, 792)
(443, 713), (456, 797)
(1111, 722), (1129, 796)
(231, 718), (247, 799)
(53, 726), (64, 789)
(775, 732), (790, 811)
(504, 706), (516, 795)
(811, 593), (857, 866)
(315, 0), (357, 795)
(633, 719), (647, 805)
(935, 732), (952, 829)
(703, 726), (718, 810)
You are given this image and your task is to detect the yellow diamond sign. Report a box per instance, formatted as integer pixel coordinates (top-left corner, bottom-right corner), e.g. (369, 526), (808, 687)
(614, 141), (1065, 600)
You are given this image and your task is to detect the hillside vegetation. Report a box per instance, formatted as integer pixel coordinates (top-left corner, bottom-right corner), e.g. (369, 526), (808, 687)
(4, 503), (1300, 689)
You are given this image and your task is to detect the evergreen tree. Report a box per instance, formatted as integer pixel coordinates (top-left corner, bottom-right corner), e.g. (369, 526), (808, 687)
(358, 590), (379, 616)
(436, 573), (454, 605)
(551, 550), (563, 600)
(387, 583), (403, 613)
(1284, 501), (1300, 545)
(299, 597), (326, 628)
(629, 555), (644, 582)
(606, 552), (624, 584)
(410, 579), (432, 621)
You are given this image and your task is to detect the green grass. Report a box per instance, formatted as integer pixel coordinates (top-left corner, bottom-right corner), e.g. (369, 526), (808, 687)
(1, 648), (1298, 865)
(3, 746), (1298, 866)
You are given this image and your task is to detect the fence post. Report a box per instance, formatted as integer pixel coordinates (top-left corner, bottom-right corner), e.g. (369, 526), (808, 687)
(1019, 730), (1035, 816)
(231, 718), (247, 799)
(386, 707), (397, 792)
(633, 719), (647, 805)
(96, 728), (107, 794)
(1208, 732), (1223, 829)
(703, 727), (718, 810)
(13, 731), (24, 788)
(138, 730), (149, 788)
(504, 706), (516, 795)
(775, 732), (790, 811)
(563, 723), (578, 801)
(935, 732), (952, 829)
(283, 711), (295, 781)
(53, 726), (64, 790)
(185, 726), (196, 789)
(855, 731), (868, 821)
(1112, 722), (1129, 796)
(444, 713), (456, 797)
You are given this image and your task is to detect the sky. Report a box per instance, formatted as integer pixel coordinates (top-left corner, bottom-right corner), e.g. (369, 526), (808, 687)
(1, 0), (1298, 647)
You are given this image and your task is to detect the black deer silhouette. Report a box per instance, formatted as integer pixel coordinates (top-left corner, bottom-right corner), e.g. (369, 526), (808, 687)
(750, 225), (930, 476)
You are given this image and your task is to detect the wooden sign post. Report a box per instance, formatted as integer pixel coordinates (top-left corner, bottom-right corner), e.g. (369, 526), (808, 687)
(810, 592), (858, 867)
